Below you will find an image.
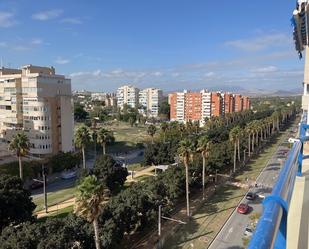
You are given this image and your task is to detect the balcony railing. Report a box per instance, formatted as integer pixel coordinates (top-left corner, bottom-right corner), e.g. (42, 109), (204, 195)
(248, 113), (307, 249)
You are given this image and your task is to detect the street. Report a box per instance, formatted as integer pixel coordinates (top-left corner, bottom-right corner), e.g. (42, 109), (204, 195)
(208, 126), (298, 249)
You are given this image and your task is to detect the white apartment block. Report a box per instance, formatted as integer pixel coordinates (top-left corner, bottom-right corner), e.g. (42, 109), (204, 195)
(116, 85), (139, 109)
(200, 89), (212, 126)
(0, 65), (74, 158)
(139, 88), (163, 117)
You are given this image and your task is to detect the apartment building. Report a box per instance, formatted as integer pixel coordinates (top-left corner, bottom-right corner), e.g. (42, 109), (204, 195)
(223, 93), (235, 114)
(116, 85), (139, 109)
(0, 65), (73, 158)
(139, 88), (163, 117)
(243, 96), (250, 110)
(170, 89), (250, 126)
(234, 94), (243, 112)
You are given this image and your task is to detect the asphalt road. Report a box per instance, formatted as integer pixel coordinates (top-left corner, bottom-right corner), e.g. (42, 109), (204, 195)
(208, 126), (298, 249)
(31, 149), (143, 199)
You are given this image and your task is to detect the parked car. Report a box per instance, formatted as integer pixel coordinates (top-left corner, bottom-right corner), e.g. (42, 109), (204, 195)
(61, 170), (77, 180)
(244, 226), (253, 237)
(237, 203), (250, 214)
(30, 180), (44, 190)
(246, 192), (257, 200)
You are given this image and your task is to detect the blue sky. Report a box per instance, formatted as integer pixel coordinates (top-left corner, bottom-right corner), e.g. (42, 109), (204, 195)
(0, 0), (304, 92)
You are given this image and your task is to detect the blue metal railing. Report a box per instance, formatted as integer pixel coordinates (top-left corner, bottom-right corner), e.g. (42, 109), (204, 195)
(248, 114), (307, 249)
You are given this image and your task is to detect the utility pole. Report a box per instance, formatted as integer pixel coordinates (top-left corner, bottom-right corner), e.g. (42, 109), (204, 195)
(43, 164), (47, 213)
(157, 205), (186, 249)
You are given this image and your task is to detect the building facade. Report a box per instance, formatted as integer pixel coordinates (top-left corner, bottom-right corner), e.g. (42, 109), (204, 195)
(169, 89), (250, 126)
(116, 85), (139, 109)
(139, 88), (163, 117)
(0, 65), (73, 158)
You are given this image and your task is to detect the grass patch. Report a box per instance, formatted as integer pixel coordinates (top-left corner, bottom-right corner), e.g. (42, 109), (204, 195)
(37, 205), (73, 222)
(33, 185), (76, 212)
(127, 163), (144, 171)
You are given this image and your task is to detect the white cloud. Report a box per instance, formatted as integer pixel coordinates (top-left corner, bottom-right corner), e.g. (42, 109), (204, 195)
(61, 18), (82, 24)
(205, 72), (215, 77)
(32, 9), (63, 21)
(55, 57), (70, 64)
(225, 33), (291, 52)
(0, 12), (17, 27)
(30, 38), (43, 45)
(251, 66), (278, 73)
(152, 71), (163, 77)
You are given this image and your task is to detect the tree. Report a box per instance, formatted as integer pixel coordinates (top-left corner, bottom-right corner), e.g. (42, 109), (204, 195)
(75, 125), (92, 169)
(147, 124), (157, 144)
(97, 128), (114, 155)
(177, 139), (194, 217)
(8, 132), (30, 180)
(160, 122), (169, 142)
(158, 100), (170, 119)
(75, 175), (109, 249)
(93, 155), (128, 194)
(74, 103), (88, 121)
(197, 136), (212, 200)
(0, 174), (35, 230)
(229, 127), (239, 172)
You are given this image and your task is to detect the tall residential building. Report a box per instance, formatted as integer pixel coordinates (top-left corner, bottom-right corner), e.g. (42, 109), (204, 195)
(211, 92), (223, 117)
(184, 92), (202, 121)
(139, 88), (163, 117)
(223, 93), (235, 114)
(242, 96), (250, 110)
(169, 89), (249, 126)
(234, 94), (243, 112)
(116, 85), (139, 109)
(0, 65), (73, 158)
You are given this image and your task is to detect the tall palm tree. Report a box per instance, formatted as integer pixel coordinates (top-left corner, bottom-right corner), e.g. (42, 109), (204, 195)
(229, 126), (240, 172)
(147, 124), (156, 144)
(178, 139), (194, 217)
(245, 125), (253, 158)
(160, 122), (169, 142)
(9, 132), (30, 180)
(197, 136), (212, 200)
(74, 175), (109, 249)
(97, 128), (114, 155)
(75, 124), (92, 169)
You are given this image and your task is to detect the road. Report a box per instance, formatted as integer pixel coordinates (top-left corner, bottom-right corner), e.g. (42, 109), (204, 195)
(31, 149), (143, 198)
(208, 126), (298, 249)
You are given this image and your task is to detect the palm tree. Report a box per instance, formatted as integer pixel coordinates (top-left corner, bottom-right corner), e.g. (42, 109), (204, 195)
(147, 124), (156, 143)
(74, 175), (109, 249)
(75, 124), (92, 169)
(245, 125), (253, 158)
(97, 128), (114, 155)
(9, 132), (30, 180)
(229, 127), (240, 172)
(178, 139), (194, 217)
(160, 122), (169, 142)
(197, 136), (212, 200)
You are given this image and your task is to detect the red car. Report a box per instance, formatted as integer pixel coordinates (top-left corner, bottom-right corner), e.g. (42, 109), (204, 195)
(237, 203), (250, 214)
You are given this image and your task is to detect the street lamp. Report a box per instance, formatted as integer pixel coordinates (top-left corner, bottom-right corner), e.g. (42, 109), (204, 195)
(158, 205), (186, 248)
(33, 164), (48, 213)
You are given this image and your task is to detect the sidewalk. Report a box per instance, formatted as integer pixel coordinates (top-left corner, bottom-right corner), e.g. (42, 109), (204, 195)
(35, 197), (75, 218)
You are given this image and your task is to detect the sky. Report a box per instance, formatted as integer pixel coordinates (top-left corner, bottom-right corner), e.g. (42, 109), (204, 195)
(0, 0), (304, 92)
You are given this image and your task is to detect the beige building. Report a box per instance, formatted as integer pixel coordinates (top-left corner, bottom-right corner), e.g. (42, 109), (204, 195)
(116, 85), (139, 109)
(139, 88), (163, 117)
(0, 65), (73, 158)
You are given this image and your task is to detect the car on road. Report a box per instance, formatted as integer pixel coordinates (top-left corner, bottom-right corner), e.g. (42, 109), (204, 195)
(244, 226), (253, 237)
(30, 180), (44, 189)
(246, 192), (257, 200)
(61, 170), (77, 180)
(237, 203), (250, 214)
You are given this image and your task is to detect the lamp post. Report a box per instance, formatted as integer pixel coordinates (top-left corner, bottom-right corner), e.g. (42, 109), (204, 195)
(33, 164), (48, 213)
(158, 205), (186, 248)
